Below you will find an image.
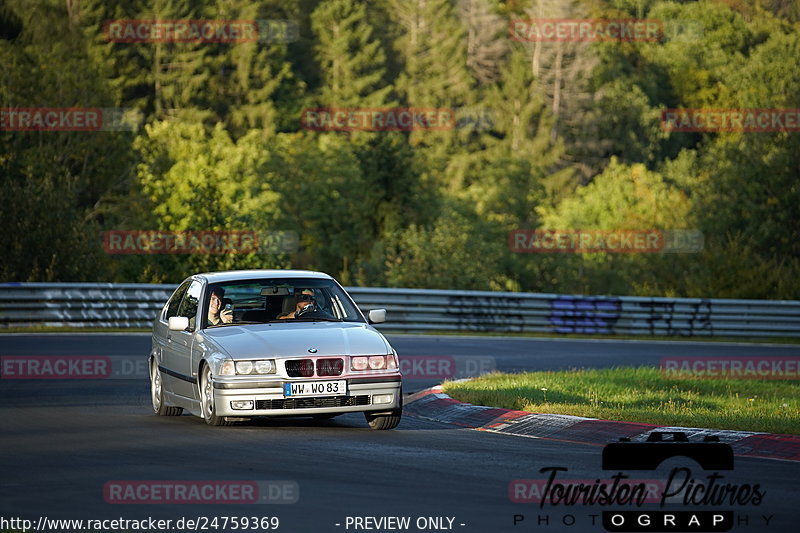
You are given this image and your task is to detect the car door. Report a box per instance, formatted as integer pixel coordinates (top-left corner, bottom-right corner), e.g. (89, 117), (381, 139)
(154, 280), (191, 396)
(162, 279), (203, 399)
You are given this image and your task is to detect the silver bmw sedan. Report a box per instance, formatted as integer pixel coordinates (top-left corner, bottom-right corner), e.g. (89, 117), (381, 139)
(149, 270), (402, 429)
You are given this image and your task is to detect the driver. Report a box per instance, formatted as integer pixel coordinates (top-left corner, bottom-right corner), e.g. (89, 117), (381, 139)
(279, 289), (315, 319)
(208, 287), (234, 325)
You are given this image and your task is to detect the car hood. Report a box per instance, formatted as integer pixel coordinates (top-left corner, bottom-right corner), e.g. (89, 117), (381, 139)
(199, 322), (391, 359)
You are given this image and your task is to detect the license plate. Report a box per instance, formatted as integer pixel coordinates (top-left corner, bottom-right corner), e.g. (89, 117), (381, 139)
(283, 380), (346, 397)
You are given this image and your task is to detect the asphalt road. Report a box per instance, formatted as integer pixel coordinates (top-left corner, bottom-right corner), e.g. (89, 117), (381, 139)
(1, 334), (798, 533)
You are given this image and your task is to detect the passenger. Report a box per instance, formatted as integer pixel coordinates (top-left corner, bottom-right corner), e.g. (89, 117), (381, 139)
(279, 289), (315, 319)
(208, 287), (233, 325)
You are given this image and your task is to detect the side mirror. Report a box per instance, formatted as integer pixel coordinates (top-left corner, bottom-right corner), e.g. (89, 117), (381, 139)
(367, 309), (386, 324)
(168, 316), (190, 331)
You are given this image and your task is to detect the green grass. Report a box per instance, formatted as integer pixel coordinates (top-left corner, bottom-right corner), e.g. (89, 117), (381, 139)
(442, 367), (800, 435)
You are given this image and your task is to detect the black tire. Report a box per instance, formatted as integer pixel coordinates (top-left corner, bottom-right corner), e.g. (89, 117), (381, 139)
(199, 364), (231, 426)
(150, 359), (183, 416)
(364, 409), (401, 430)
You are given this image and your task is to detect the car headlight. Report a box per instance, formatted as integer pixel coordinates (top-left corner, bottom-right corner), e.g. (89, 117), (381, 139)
(235, 361), (254, 374)
(234, 360), (276, 375)
(351, 356), (369, 371)
(351, 355), (396, 371)
(254, 360), (276, 374)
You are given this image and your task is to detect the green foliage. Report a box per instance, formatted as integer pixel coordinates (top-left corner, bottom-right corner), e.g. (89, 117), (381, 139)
(262, 132), (380, 284)
(113, 121), (286, 282)
(383, 207), (512, 290)
(311, 0), (394, 107)
(389, 0), (473, 108)
(0, 0), (134, 281)
(1, 0), (797, 301)
(79, 0), (296, 134)
(542, 158), (693, 230)
(134, 122), (281, 229)
(695, 29), (800, 260)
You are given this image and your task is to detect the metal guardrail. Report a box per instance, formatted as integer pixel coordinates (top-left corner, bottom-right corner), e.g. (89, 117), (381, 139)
(1, 282), (799, 338)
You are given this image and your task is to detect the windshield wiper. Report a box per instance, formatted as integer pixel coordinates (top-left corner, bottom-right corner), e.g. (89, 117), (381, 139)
(207, 321), (263, 328)
(266, 317), (342, 322)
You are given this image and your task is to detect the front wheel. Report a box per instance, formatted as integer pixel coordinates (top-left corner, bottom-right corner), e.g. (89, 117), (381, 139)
(199, 364), (231, 426)
(150, 359), (183, 416)
(364, 409), (401, 430)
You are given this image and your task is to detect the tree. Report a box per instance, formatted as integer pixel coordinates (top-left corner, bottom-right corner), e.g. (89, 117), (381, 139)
(80, 0), (296, 135)
(694, 29), (800, 261)
(0, 0), (134, 281)
(389, 0), (473, 108)
(383, 208), (512, 290)
(311, 0), (393, 107)
(539, 158), (697, 295)
(124, 121), (286, 282)
(264, 132), (379, 284)
(457, 0), (508, 85)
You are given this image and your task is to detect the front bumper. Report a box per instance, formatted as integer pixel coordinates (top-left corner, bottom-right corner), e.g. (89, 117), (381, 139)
(211, 375), (402, 417)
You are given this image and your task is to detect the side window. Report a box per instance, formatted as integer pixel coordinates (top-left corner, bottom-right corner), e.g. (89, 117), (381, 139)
(164, 280), (191, 320)
(177, 280), (203, 330)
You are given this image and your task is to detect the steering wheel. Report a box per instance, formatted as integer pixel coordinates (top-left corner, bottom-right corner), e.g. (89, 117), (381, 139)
(295, 302), (318, 317)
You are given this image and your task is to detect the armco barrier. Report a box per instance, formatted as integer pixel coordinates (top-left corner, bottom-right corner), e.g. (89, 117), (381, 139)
(0, 283), (799, 337)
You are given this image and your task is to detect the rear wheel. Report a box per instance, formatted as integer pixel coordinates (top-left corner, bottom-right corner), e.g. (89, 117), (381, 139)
(364, 409), (401, 430)
(150, 359), (183, 416)
(199, 364), (231, 426)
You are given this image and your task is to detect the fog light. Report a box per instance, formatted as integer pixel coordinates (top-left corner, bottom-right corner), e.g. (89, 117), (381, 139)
(230, 400), (254, 410)
(373, 394), (393, 405)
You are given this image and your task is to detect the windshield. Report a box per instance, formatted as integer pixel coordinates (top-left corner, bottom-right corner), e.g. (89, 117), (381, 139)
(203, 278), (364, 328)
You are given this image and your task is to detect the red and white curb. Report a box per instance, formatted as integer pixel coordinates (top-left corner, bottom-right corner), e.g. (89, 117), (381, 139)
(403, 386), (800, 462)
